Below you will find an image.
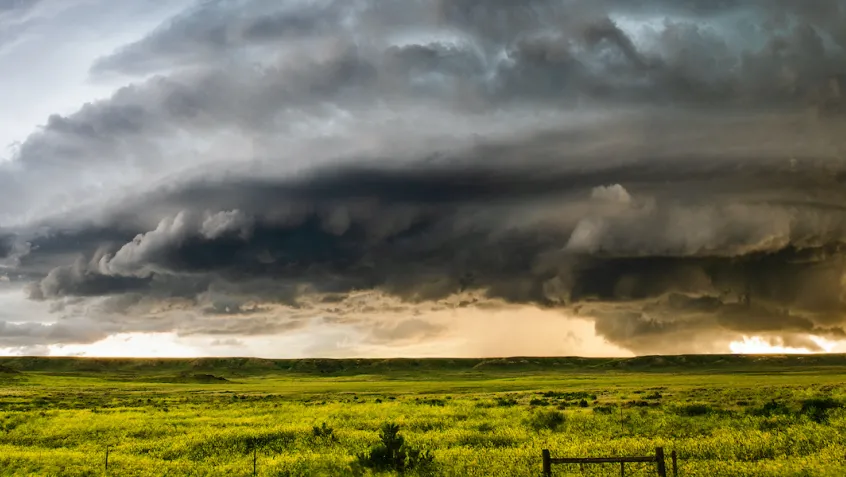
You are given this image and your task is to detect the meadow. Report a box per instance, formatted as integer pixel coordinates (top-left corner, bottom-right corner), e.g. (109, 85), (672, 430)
(1, 355), (845, 476)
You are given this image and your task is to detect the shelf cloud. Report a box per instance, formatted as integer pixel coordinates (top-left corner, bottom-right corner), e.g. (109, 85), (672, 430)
(1, 0), (846, 355)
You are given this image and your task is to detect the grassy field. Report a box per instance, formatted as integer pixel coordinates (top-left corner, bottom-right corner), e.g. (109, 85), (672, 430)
(1, 355), (845, 476)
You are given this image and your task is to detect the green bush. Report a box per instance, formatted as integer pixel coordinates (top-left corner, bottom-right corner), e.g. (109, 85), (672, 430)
(527, 409), (566, 431)
(312, 422), (336, 440)
(675, 404), (712, 417)
(495, 397), (518, 407)
(357, 422), (434, 474)
(800, 397), (841, 423)
(749, 400), (791, 417)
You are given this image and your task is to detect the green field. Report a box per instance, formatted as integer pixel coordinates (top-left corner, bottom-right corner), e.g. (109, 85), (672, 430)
(1, 355), (845, 476)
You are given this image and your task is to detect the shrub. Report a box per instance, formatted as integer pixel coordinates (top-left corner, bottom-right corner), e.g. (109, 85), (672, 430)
(541, 391), (592, 400)
(675, 404), (712, 417)
(312, 422), (336, 440)
(593, 405), (616, 414)
(529, 398), (550, 406)
(800, 397), (842, 423)
(475, 422), (494, 433)
(357, 423), (434, 474)
(578, 399), (589, 408)
(527, 409), (566, 431)
(749, 400), (791, 417)
(758, 416), (791, 432)
(495, 397), (518, 407)
(418, 398), (446, 407)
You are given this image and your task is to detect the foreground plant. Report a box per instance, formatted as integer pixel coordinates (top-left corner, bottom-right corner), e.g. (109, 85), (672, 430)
(357, 422), (434, 474)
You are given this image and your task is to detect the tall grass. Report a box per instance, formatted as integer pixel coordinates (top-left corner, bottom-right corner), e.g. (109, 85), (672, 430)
(0, 363), (844, 476)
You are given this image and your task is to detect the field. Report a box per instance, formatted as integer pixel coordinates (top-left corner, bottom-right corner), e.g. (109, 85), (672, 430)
(1, 355), (845, 477)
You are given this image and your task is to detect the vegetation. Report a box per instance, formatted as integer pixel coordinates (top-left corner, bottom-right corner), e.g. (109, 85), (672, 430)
(0, 355), (844, 476)
(357, 423), (434, 474)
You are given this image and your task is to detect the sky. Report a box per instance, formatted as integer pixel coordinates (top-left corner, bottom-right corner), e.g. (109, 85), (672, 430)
(1, 0), (846, 358)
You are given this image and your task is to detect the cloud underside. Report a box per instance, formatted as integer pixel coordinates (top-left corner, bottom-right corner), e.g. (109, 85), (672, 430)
(3, 0), (846, 354)
(18, 138), (846, 353)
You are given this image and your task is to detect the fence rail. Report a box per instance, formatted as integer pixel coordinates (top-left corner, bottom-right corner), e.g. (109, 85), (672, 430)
(542, 447), (677, 477)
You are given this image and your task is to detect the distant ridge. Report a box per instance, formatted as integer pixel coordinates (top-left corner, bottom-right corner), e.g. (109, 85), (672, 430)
(0, 354), (845, 377)
(0, 364), (21, 374)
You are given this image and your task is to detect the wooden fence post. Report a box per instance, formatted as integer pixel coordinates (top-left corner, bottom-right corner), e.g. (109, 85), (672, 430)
(541, 447), (678, 476)
(671, 450), (678, 476)
(655, 447), (666, 477)
(542, 449), (551, 477)
(253, 447), (257, 476)
(104, 446), (110, 476)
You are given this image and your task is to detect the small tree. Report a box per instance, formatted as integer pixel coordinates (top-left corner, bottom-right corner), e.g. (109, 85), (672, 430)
(358, 422), (434, 473)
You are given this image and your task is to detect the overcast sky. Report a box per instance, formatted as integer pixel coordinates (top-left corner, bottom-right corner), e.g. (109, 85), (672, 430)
(1, 0), (846, 358)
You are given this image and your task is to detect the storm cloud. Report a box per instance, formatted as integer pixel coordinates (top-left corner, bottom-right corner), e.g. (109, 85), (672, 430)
(2, 0), (846, 355)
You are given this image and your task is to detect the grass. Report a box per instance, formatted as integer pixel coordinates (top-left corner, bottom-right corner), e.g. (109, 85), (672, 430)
(0, 355), (844, 476)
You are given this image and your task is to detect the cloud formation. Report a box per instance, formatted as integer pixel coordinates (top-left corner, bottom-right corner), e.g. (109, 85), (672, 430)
(2, 0), (846, 355)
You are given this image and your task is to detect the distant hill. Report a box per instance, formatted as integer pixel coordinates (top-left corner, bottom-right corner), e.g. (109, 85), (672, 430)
(0, 364), (21, 374)
(0, 354), (845, 378)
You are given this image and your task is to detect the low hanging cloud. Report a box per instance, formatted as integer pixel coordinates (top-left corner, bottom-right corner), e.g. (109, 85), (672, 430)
(2, 0), (846, 355)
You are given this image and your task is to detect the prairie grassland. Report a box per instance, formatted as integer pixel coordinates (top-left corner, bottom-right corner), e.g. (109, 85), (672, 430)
(0, 355), (845, 476)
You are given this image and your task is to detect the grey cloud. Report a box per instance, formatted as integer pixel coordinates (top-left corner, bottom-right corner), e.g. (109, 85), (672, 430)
(8, 0), (846, 222)
(0, 234), (13, 258)
(90, 0), (355, 75)
(87, 0), (846, 108)
(10, 44), (378, 195)
(12, 126), (846, 353)
(0, 317), (112, 348)
(0, 308), (304, 348)
(28, 255), (151, 300)
(4, 0), (846, 355)
(0, 0), (44, 17)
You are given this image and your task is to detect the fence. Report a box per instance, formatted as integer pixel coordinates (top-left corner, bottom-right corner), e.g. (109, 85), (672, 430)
(104, 444), (677, 476)
(542, 447), (678, 477)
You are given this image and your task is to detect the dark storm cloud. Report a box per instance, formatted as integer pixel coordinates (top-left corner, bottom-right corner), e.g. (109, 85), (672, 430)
(4, 0), (846, 354)
(10, 113), (846, 352)
(13, 123), (846, 353)
(10, 44), (378, 187)
(0, 234), (13, 258)
(8, 0), (844, 221)
(88, 0), (846, 106)
(28, 256), (151, 300)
